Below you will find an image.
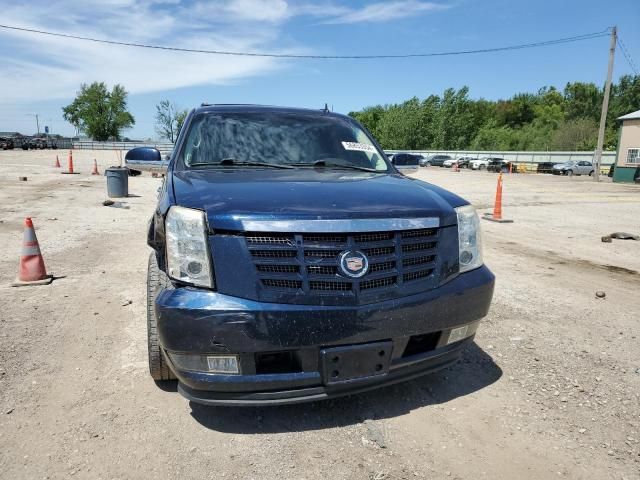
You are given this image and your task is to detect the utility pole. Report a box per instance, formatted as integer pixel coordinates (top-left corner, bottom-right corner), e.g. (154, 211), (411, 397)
(26, 113), (40, 136)
(593, 26), (616, 182)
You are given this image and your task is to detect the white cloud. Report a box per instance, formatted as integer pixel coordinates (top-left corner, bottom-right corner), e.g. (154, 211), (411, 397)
(323, 1), (448, 24)
(0, 0), (449, 104)
(0, 0), (297, 102)
(222, 0), (291, 22)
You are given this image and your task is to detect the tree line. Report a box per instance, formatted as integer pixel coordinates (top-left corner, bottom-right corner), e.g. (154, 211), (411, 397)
(349, 75), (639, 152)
(61, 76), (639, 146)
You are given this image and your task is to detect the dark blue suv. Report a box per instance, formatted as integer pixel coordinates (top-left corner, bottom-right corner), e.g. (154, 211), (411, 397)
(125, 104), (494, 406)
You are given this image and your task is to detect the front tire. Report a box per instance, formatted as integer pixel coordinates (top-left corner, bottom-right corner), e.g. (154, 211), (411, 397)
(147, 253), (176, 381)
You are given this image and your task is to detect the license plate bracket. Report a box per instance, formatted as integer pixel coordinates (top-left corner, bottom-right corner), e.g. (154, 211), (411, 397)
(320, 341), (393, 384)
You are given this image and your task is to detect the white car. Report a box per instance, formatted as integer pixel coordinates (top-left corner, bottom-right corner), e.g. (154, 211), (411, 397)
(443, 158), (456, 168)
(470, 157), (490, 170)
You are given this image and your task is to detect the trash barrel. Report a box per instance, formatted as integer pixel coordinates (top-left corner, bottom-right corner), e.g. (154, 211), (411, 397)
(105, 167), (129, 198)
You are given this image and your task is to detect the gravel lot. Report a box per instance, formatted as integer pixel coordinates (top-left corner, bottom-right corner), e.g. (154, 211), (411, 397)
(0, 150), (638, 480)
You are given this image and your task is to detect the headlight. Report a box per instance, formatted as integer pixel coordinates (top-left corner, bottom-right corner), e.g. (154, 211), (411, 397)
(165, 206), (214, 288)
(456, 205), (483, 273)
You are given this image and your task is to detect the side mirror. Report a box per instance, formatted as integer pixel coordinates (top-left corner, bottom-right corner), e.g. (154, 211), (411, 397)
(125, 147), (168, 173)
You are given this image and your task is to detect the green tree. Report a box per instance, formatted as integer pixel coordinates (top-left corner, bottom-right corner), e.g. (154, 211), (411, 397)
(495, 93), (537, 128)
(155, 100), (189, 143)
(350, 105), (385, 139)
(563, 82), (602, 121)
(348, 77), (634, 152)
(433, 87), (479, 149)
(62, 82), (135, 141)
(550, 118), (598, 150)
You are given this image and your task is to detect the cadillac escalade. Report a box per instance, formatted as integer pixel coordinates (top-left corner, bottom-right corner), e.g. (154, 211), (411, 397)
(125, 104), (495, 406)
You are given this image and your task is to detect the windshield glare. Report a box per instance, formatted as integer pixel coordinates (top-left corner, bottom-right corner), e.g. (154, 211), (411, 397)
(181, 112), (388, 171)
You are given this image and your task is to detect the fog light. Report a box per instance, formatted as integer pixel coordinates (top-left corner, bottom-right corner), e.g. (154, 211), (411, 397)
(168, 353), (240, 374)
(207, 355), (240, 374)
(446, 322), (479, 345)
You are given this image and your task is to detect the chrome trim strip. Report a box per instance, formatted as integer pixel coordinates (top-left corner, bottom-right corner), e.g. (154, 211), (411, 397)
(233, 217), (440, 232)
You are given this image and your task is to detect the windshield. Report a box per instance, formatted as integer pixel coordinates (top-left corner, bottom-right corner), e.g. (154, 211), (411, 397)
(180, 112), (389, 171)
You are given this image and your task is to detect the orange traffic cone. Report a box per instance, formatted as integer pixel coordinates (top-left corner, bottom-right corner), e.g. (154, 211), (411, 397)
(91, 159), (100, 175)
(62, 149), (79, 175)
(483, 173), (513, 223)
(12, 218), (53, 286)
(54, 155), (61, 168)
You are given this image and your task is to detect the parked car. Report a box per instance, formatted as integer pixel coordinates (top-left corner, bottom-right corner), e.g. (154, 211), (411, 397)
(31, 138), (47, 149)
(444, 156), (475, 169)
(487, 159), (517, 173)
(424, 154), (453, 167)
(0, 137), (15, 150)
(390, 153), (422, 174)
(536, 162), (556, 174)
(552, 160), (594, 176)
(125, 104), (495, 406)
(469, 157), (494, 170)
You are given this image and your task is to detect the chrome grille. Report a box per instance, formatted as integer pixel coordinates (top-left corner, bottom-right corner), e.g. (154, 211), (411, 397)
(402, 255), (435, 267)
(246, 227), (439, 298)
(307, 265), (338, 275)
(309, 280), (352, 291)
(246, 234), (295, 245)
(403, 269), (433, 282)
(363, 246), (395, 257)
(370, 261), (396, 273)
(360, 275), (396, 290)
(402, 242), (437, 253)
(251, 250), (297, 258)
(261, 279), (302, 289)
(257, 264), (300, 273)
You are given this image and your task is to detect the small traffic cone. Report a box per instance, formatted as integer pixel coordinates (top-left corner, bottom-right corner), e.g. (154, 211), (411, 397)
(54, 155), (61, 168)
(483, 173), (513, 223)
(12, 218), (53, 287)
(91, 159), (100, 175)
(62, 150), (79, 175)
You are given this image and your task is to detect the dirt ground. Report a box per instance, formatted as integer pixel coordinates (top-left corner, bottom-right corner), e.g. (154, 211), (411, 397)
(0, 150), (638, 480)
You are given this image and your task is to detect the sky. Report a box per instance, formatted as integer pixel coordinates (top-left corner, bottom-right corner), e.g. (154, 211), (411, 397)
(0, 0), (638, 139)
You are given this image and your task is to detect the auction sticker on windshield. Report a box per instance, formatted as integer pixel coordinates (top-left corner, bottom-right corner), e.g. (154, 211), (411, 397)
(341, 141), (376, 153)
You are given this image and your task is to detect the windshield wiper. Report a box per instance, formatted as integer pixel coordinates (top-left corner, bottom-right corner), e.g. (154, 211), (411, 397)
(189, 158), (294, 169)
(292, 159), (384, 173)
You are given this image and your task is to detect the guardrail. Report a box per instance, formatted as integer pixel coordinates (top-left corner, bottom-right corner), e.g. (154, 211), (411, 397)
(384, 149), (616, 165)
(72, 141), (175, 155)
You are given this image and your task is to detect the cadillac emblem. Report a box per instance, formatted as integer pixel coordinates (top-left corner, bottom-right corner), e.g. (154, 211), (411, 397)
(339, 250), (369, 278)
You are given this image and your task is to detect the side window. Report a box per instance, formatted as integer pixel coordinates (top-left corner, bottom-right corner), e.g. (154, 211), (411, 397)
(627, 148), (640, 164)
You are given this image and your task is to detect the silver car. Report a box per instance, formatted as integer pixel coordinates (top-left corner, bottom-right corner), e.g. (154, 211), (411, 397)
(552, 160), (595, 176)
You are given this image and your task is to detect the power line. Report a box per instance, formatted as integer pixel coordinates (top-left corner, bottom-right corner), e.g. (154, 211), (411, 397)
(0, 23), (610, 59)
(616, 35), (639, 75)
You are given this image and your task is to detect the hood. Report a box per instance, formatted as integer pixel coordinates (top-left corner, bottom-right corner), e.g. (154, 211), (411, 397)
(171, 169), (465, 231)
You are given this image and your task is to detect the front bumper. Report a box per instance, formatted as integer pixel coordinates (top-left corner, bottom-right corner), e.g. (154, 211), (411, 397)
(156, 266), (494, 405)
